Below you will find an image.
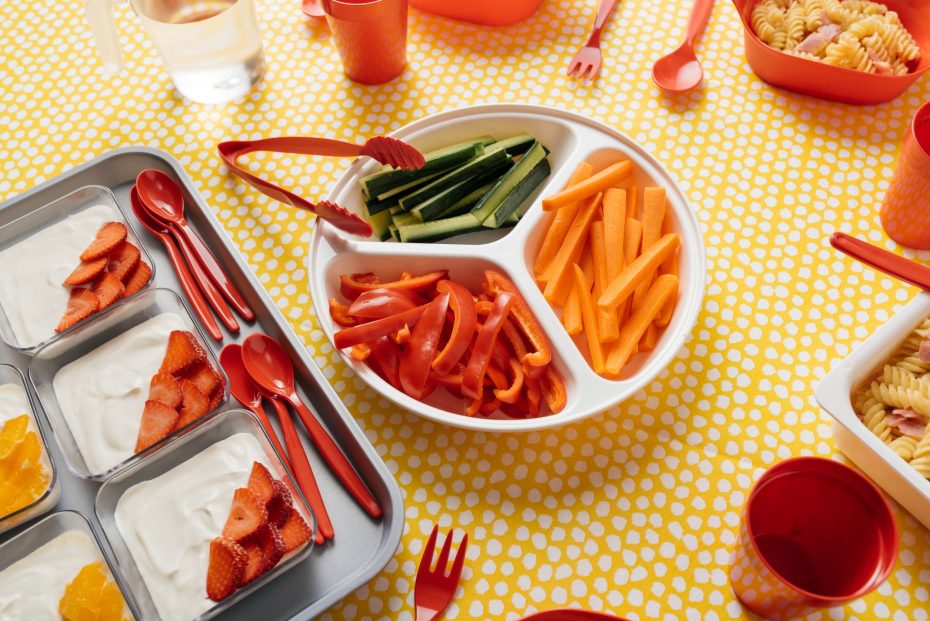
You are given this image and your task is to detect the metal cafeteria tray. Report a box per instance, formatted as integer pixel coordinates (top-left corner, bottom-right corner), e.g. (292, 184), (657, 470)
(0, 146), (404, 620)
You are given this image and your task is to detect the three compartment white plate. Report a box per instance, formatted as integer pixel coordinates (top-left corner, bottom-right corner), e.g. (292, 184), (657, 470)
(310, 104), (707, 431)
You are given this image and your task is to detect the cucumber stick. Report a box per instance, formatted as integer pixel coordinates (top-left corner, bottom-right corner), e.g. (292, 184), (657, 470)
(364, 205), (393, 241)
(399, 148), (510, 212)
(397, 213), (484, 243)
(435, 180), (496, 220)
(471, 141), (548, 224)
(410, 161), (513, 222)
(483, 158), (551, 228)
(491, 133), (536, 157)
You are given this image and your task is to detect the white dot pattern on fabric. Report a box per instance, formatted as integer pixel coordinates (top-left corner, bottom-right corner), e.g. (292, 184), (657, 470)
(2, 0), (930, 619)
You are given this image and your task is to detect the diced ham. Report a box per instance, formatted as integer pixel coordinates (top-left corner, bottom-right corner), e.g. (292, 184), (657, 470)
(887, 408), (928, 438)
(795, 23), (842, 55)
(918, 338), (930, 363)
(866, 48), (895, 75)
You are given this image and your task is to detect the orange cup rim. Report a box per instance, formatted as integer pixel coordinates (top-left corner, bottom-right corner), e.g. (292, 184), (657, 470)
(910, 100), (930, 160)
(744, 456), (898, 604)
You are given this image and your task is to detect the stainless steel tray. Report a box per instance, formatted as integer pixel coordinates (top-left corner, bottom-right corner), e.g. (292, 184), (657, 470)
(0, 146), (404, 620)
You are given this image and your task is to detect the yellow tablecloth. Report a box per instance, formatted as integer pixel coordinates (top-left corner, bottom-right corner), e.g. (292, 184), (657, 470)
(3, 0), (930, 618)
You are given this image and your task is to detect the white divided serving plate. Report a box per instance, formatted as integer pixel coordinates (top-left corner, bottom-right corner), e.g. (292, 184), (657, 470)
(310, 104), (707, 431)
(816, 293), (930, 529)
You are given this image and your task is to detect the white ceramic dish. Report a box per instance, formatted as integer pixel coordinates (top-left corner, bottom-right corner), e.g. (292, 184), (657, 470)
(310, 104), (707, 431)
(816, 292), (930, 530)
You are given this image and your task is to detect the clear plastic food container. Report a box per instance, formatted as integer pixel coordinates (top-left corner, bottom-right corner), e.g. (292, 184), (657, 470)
(0, 510), (138, 619)
(0, 363), (60, 535)
(28, 288), (228, 481)
(0, 184), (157, 353)
(95, 409), (316, 621)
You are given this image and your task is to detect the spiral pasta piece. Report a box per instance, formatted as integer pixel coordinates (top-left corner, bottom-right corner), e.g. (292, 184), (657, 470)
(856, 392), (892, 443)
(784, 2), (807, 50)
(801, 0), (824, 30)
(889, 435), (919, 461)
(870, 381), (930, 417)
(910, 427), (930, 478)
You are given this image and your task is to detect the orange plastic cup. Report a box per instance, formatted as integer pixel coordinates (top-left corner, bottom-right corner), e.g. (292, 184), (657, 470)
(409, 0), (543, 26)
(881, 102), (930, 249)
(322, 0), (407, 84)
(729, 458), (897, 620)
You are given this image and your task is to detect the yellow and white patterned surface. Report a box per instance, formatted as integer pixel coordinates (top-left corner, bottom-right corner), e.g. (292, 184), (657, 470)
(2, 0), (930, 618)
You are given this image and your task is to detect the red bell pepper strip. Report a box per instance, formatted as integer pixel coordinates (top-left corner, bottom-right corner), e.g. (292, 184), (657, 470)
(393, 325), (411, 345)
(368, 336), (400, 387)
(333, 304), (427, 349)
(340, 270), (448, 301)
(347, 288), (423, 319)
(430, 364), (465, 389)
(494, 353), (525, 405)
(462, 292), (514, 400)
(432, 280), (477, 375)
(540, 365), (567, 413)
(484, 270), (552, 370)
(350, 344), (371, 361)
(525, 377), (542, 418)
(329, 298), (358, 327)
(399, 292), (450, 399)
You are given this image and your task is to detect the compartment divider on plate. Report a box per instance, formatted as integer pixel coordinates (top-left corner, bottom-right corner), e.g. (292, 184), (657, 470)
(0, 146), (404, 621)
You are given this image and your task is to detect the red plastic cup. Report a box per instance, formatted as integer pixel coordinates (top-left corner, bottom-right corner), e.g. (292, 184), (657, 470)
(729, 457), (898, 620)
(321, 0), (407, 85)
(880, 101), (930, 249)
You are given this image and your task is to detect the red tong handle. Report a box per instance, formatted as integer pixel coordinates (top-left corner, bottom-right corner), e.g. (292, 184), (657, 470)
(217, 138), (373, 237)
(831, 232), (930, 291)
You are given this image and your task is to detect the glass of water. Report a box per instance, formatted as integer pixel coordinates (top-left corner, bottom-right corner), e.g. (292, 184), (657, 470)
(86, 0), (265, 104)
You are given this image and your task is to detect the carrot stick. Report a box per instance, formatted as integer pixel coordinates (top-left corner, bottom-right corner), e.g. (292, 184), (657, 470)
(589, 221), (619, 343)
(543, 193), (602, 306)
(563, 287), (582, 334)
(603, 189), (626, 283)
(639, 324), (658, 351)
(542, 161), (632, 211)
(572, 263), (605, 374)
(534, 162), (594, 279)
(617, 217), (643, 325)
(627, 186), (638, 220)
(598, 233), (679, 311)
(632, 187), (666, 309)
(605, 274), (678, 375)
(655, 254), (679, 327)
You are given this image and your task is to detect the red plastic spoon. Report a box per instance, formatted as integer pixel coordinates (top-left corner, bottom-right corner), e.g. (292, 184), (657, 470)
(135, 169), (255, 322)
(221, 344), (333, 543)
(652, 0), (714, 92)
(241, 334), (383, 519)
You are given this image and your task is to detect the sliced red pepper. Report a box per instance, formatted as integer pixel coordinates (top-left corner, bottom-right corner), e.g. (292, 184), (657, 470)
(333, 304), (427, 349)
(347, 288), (423, 319)
(540, 365), (567, 413)
(340, 270), (448, 301)
(350, 344), (371, 361)
(393, 324), (411, 345)
(430, 364), (464, 389)
(525, 377), (542, 418)
(494, 352), (525, 405)
(462, 292), (514, 400)
(398, 292), (450, 399)
(432, 280), (477, 375)
(368, 336), (400, 387)
(484, 270), (552, 370)
(329, 298), (358, 327)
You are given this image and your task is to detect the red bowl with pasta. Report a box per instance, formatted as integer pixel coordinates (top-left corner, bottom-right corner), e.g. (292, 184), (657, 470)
(731, 0), (930, 104)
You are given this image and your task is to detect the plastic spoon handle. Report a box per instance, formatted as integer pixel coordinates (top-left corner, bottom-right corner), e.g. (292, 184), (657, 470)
(165, 225), (240, 334)
(244, 402), (289, 469)
(162, 233), (224, 341)
(286, 393), (383, 519)
(684, 0), (714, 46)
(831, 233), (930, 291)
(267, 396), (334, 542)
(173, 220), (255, 322)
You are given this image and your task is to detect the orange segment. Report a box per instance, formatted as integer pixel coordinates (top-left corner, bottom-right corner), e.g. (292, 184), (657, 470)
(0, 415), (50, 516)
(0, 415), (29, 458)
(59, 561), (132, 621)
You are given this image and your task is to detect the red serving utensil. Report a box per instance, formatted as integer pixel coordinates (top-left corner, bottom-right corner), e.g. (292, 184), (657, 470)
(241, 333), (383, 519)
(135, 170), (255, 323)
(414, 525), (469, 621)
(129, 187), (224, 342)
(216, 136), (426, 236)
(220, 344), (333, 544)
(830, 232), (930, 291)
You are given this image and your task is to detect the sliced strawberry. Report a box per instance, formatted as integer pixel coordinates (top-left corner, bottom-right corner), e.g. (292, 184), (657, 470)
(266, 479), (293, 528)
(247, 462), (275, 506)
(123, 261), (152, 297)
(240, 539), (265, 585)
(92, 272), (124, 309)
(186, 361), (222, 398)
(134, 400), (179, 452)
(206, 536), (247, 601)
(148, 372), (182, 409)
(80, 222), (127, 261)
(222, 487), (267, 541)
(176, 377), (209, 428)
(250, 522), (285, 572)
(107, 241), (141, 282)
(63, 257), (107, 286)
(160, 330), (207, 375)
(207, 386), (224, 412)
(279, 510), (312, 554)
(56, 288), (99, 333)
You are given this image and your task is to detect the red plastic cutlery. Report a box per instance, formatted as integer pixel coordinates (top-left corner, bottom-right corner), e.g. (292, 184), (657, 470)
(830, 232), (930, 291)
(414, 525), (469, 621)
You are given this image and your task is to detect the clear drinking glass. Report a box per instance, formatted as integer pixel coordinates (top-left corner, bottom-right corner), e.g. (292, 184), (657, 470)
(85, 0), (265, 104)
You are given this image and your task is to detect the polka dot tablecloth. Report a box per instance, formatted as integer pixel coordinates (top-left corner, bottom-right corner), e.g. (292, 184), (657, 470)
(3, 0), (930, 618)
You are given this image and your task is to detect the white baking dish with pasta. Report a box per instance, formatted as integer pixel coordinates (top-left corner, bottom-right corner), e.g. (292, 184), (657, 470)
(816, 292), (930, 529)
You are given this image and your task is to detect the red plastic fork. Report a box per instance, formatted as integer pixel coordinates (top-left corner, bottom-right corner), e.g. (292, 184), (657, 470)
(566, 0), (621, 81)
(415, 526), (469, 621)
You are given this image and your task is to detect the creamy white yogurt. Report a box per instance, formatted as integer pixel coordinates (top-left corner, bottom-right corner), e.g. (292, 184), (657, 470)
(0, 204), (120, 348)
(0, 382), (34, 428)
(115, 433), (272, 621)
(53, 313), (188, 475)
(0, 529), (104, 620)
